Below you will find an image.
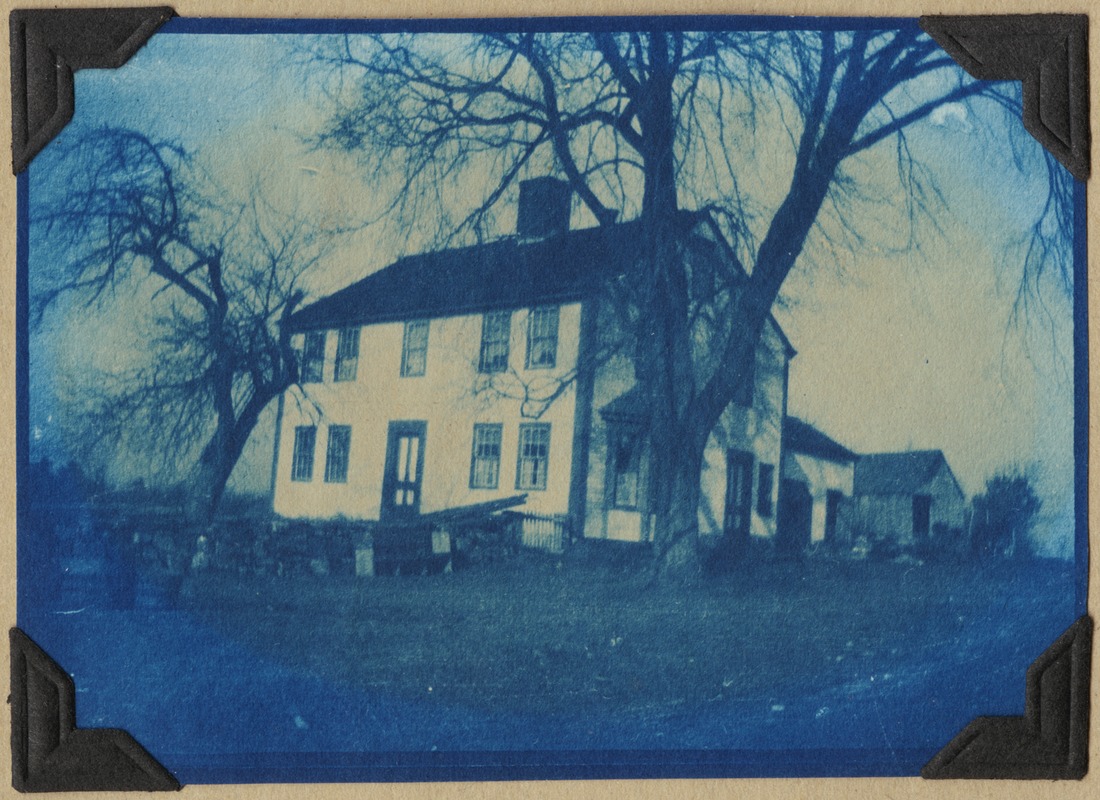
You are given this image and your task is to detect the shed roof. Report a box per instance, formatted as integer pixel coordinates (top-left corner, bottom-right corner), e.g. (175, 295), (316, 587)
(785, 417), (856, 463)
(854, 450), (955, 496)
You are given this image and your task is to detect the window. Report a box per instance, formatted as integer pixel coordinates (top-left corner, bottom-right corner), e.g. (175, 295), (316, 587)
(757, 463), (774, 517)
(469, 424), (503, 489)
(478, 311), (511, 373)
(516, 423), (551, 491)
(291, 426), (316, 482)
(733, 357), (756, 407)
(401, 320), (429, 377)
(300, 331), (325, 383)
(526, 306), (559, 369)
(334, 328), (359, 382)
(610, 426), (642, 509)
(324, 425), (352, 483)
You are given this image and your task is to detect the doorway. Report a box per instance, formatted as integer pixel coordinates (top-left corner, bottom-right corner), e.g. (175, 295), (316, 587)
(381, 421), (426, 520)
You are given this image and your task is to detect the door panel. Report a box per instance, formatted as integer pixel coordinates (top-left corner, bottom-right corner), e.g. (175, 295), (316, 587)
(825, 490), (843, 542)
(913, 494), (932, 540)
(382, 421), (426, 519)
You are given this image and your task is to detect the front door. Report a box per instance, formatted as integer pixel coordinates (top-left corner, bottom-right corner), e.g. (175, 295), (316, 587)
(825, 489), (843, 543)
(381, 421), (426, 520)
(724, 450), (754, 545)
(778, 478), (813, 553)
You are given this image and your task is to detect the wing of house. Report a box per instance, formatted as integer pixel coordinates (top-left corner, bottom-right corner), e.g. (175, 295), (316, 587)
(271, 178), (795, 552)
(852, 450), (967, 548)
(780, 417), (856, 549)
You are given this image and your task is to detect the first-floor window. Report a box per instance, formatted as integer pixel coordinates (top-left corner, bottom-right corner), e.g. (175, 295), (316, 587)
(300, 331), (326, 383)
(469, 423), (503, 489)
(516, 423), (551, 491)
(291, 426), (317, 482)
(757, 463), (774, 517)
(324, 425), (352, 483)
(610, 426), (642, 509)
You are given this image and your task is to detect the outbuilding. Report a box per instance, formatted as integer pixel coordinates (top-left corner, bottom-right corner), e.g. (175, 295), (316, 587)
(851, 450), (967, 550)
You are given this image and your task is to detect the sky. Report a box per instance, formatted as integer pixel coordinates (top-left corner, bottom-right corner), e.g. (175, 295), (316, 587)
(26, 26), (1078, 556)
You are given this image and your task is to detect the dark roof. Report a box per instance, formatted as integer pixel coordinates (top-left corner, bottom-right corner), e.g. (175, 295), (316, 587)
(600, 386), (648, 422)
(784, 417), (855, 463)
(854, 450), (957, 496)
(290, 215), (703, 331)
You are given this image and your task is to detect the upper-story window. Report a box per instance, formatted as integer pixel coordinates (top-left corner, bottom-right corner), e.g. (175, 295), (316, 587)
(479, 311), (511, 373)
(516, 423), (551, 491)
(334, 328), (360, 382)
(401, 320), (429, 377)
(300, 331), (325, 384)
(291, 425), (317, 482)
(526, 306), (559, 369)
(733, 356), (756, 407)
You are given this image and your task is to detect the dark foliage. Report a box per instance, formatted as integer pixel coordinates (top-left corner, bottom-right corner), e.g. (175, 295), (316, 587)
(972, 473), (1042, 559)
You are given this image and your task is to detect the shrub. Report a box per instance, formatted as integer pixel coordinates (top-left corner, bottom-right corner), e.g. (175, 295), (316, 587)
(971, 473), (1041, 559)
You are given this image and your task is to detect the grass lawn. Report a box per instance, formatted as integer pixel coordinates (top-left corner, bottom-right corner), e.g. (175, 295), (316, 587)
(182, 553), (1074, 719)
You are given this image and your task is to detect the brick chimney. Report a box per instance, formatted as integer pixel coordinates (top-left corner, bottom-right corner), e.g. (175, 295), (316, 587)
(516, 177), (572, 238)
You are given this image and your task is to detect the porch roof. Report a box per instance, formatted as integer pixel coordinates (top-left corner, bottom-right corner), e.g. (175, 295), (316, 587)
(600, 387), (648, 422)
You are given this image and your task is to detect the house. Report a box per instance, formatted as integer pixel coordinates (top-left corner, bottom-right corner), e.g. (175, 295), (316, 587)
(779, 417), (856, 550)
(270, 177), (795, 553)
(851, 450), (967, 549)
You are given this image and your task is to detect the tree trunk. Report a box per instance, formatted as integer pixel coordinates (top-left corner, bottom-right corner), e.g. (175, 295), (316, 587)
(632, 34), (710, 580)
(188, 379), (284, 524)
(647, 421), (707, 582)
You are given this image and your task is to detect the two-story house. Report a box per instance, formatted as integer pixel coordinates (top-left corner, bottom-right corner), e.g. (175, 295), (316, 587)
(271, 178), (795, 550)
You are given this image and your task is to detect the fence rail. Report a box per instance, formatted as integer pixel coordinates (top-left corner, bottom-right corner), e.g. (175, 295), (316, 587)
(518, 513), (569, 554)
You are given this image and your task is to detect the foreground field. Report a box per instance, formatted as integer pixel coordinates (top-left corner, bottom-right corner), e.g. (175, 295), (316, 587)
(183, 553), (1075, 717)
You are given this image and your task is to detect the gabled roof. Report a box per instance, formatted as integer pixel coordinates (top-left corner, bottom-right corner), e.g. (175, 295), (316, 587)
(290, 214), (704, 331)
(854, 450), (957, 497)
(289, 213), (797, 360)
(785, 417), (856, 463)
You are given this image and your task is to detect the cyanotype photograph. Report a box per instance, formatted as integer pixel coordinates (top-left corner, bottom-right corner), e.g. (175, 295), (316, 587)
(15, 10), (1088, 786)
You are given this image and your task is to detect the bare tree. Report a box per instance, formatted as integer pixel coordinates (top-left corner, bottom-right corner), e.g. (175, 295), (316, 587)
(33, 127), (334, 519)
(305, 28), (1070, 575)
